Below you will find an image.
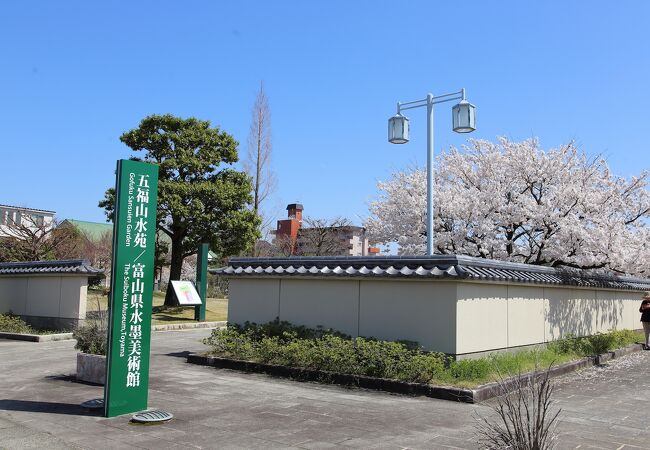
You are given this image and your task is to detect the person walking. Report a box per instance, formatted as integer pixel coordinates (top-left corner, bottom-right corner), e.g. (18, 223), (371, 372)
(640, 291), (650, 350)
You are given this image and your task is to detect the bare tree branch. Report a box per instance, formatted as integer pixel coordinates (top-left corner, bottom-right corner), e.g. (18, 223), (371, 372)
(244, 81), (277, 215)
(0, 215), (83, 262)
(295, 217), (354, 256)
(475, 363), (561, 449)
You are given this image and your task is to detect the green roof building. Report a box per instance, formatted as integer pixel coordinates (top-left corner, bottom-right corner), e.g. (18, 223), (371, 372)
(61, 219), (113, 241)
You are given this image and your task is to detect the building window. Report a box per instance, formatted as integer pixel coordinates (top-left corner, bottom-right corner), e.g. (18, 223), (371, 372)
(32, 214), (44, 226)
(6, 211), (15, 225)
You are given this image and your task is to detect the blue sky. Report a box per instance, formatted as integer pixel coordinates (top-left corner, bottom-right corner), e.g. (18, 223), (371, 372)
(1, 1), (648, 227)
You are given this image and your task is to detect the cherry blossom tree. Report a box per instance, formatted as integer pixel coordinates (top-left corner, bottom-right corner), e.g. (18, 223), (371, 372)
(366, 138), (650, 276)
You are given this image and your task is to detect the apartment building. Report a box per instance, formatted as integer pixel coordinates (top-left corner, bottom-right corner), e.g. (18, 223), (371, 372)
(274, 203), (380, 256)
(0, 204), (55, 238)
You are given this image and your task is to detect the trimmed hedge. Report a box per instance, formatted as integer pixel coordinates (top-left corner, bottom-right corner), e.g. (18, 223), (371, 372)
(205, 321), (446, 383)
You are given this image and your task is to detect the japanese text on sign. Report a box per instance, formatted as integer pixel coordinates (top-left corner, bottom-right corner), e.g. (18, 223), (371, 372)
(125, 174), (150, 388)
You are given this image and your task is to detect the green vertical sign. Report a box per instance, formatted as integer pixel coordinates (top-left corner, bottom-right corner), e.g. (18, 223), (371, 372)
(194, 243), (208, 322)
(104, 159), (159, 418)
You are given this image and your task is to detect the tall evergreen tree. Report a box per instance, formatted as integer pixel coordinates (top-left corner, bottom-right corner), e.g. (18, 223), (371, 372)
(100, 114), (260, 306)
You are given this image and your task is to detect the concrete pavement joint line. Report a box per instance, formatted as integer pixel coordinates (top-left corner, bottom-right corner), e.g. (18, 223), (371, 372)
(187, 342), (646, 404)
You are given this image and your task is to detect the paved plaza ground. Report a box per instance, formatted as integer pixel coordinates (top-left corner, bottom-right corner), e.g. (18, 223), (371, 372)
(1, 329), (650, 449)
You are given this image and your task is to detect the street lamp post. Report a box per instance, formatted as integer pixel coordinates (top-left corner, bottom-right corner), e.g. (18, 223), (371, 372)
(388, 89), (476, 256)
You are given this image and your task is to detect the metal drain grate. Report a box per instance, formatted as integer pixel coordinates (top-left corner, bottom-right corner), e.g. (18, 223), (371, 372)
(131, 409), (173, 424)
(80, 398), (104, 410)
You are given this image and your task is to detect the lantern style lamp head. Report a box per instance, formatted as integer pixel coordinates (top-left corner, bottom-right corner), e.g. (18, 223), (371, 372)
(388, 113), (409, 144)
(452, 99), (476, 133)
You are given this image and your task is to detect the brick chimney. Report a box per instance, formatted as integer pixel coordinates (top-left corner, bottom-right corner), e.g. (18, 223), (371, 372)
(286, 203), (303, 222)
(275, 203), (304, 255)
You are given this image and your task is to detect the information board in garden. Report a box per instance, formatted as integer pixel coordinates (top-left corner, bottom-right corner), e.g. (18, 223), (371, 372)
(170, 280), (203, 305)
(104, 159), (159, 418)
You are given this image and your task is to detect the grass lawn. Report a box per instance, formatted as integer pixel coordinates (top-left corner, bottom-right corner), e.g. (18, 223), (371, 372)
(87, 288), (228, 324)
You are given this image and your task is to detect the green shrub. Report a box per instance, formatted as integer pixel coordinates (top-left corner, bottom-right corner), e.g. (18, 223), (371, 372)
(395, 354), (446, 383)
(203, 326), (256, 359)
(73, 316), (108, 356)
(230, 318), (350, 342)
(0, 313), (33, 334)
(547, 333), (580, 355)
(74, 296), (109, 355)
(303, 335), (358, 373)
(548, 329), (642, 357)
(608, 329), (641, 348)
(354, 337), (408, 378)
(583, 332), (616, 355)
(204, 323), (448, 383)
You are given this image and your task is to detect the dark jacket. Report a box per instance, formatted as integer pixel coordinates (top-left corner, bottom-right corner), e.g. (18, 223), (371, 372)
(640, 300), (650, 322)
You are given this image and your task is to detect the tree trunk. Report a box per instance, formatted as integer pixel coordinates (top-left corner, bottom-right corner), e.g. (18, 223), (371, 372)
(163, 238), (184, 306)
(254, 129), (261, 213)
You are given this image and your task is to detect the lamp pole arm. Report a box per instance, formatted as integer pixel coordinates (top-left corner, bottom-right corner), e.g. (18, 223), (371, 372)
(397, 89), (467, 113)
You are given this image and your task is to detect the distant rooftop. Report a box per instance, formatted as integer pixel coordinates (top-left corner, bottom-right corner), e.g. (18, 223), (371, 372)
(0, 204), (55, 214)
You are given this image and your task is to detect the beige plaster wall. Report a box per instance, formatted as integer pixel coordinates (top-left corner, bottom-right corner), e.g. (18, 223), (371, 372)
(228, 277), (458, 353)
(359, 280), (457, 354)
(545, 287), (578, 340)
(0, 275), (87, 320)
(544, 288), (642, 341)
(456, 284), (508, 354)
(60, 277), (87, 319)
(280, 279), (359, 337)
(25, 278), (59, 317)
(617, 290), (641, 330)
(0, 278), (28, 314)
(457, 283), (644, 355)
(507, 285), (546, 347)
(226, 276), (646, 356)
(228, 279), (281, 325)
